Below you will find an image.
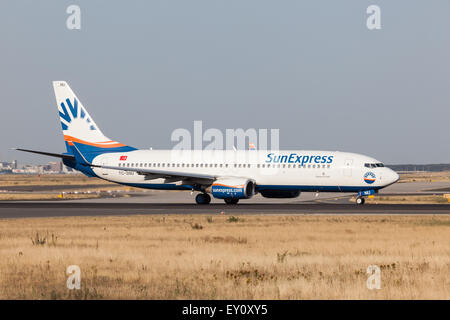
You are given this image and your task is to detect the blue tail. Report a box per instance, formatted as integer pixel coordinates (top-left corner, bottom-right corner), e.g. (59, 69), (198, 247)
(53, 81), (137, 176)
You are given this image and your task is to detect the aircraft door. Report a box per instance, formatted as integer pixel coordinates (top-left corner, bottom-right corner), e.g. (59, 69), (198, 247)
(343, 159), (353, 177)
(101, 160), (110, 176)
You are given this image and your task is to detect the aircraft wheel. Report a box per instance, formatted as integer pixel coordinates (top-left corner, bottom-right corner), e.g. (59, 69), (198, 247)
(356, 197), (365, 205)
(195, 193), (211, 205)
(224, 198), (239, 205)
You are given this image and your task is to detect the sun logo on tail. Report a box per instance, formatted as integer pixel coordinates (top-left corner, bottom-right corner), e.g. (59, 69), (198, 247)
(59, 98), (96, 131)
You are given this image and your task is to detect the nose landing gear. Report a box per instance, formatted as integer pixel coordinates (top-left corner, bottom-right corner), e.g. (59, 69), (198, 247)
(356, 190), (376, 205)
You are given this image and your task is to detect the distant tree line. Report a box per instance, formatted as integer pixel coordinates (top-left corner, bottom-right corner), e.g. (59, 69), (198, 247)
(387, 164), (450, 172)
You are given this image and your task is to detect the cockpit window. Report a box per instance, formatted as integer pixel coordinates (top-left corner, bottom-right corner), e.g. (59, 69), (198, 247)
(365, 163), (384, 168)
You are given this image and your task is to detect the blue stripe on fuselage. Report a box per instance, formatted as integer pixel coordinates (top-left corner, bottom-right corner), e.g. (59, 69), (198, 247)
(115, 183), (383, 193)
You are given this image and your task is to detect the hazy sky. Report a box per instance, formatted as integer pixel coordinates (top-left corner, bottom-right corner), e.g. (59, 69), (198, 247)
(1, 1), (449, 164)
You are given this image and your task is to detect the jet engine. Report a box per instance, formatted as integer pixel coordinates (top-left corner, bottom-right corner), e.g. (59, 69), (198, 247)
(210, 178), (256, 199)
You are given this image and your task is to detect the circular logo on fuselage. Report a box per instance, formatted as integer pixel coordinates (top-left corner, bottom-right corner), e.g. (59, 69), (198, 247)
(364, 172), (376, 184)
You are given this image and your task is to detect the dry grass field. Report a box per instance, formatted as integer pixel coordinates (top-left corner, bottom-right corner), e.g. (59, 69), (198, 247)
(0, 193), (102, 201)
(0, 174), (115, 187)
(0, 214), (448, 300)
(398, 171), (450, 183)
(0, 174), (139, 200)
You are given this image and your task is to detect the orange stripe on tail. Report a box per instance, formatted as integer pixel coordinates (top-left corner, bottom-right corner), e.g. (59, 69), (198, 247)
(64, 135), (126, 148)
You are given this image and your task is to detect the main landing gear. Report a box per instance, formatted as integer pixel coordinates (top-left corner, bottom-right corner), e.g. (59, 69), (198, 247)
(356, 197), (365, 205)
(224, 198), (239, 205)
(195, 193), (211, 205)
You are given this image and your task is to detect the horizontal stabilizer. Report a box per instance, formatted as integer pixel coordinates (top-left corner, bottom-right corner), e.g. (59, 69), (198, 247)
(13, 148), (75, 161)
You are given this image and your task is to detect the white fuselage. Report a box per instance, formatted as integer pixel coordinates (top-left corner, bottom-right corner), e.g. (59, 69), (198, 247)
(91, 150), (399, 193)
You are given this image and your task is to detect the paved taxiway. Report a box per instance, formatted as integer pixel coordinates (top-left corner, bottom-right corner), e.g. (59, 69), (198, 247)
(0, 202), (449, 219)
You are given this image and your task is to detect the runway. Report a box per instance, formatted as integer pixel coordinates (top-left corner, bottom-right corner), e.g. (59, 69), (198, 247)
(0, 202), (449, 218)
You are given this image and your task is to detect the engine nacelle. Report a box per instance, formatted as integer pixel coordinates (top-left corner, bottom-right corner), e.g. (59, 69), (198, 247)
(259, 190), (301, 198)
(210, 178), (255, 199)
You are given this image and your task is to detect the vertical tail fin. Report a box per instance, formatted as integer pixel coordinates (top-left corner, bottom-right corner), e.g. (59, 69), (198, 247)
(53, 81), (136, 161)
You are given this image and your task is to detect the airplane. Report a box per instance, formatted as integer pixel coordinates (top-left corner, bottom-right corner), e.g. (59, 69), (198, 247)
(15, 81), (399, 205)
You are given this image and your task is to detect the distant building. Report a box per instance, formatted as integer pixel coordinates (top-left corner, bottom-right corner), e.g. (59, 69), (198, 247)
(48, 161), (63, 173)
(0, 162), (10, 169)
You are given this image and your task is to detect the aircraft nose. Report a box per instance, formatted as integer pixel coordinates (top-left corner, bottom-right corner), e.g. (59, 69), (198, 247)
(388, 169), (400, 184)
